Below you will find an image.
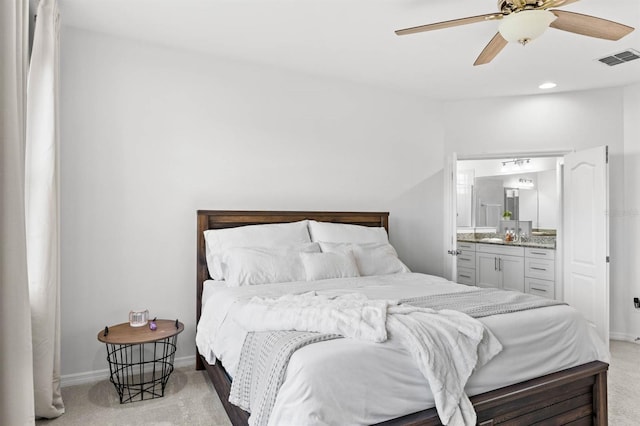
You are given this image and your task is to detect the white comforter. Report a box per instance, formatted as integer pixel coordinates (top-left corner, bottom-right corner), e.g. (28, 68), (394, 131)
(196, 273), (609, 426)
(234, 292), (502, 425)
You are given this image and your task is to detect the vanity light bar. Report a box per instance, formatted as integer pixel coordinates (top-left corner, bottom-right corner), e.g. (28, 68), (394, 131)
(502, 158), (530, 167)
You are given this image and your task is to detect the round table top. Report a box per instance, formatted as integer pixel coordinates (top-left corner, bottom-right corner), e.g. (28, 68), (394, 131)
(97, 319), (184, 344)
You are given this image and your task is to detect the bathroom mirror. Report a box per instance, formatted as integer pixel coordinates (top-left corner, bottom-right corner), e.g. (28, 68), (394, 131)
(457, 157), (559, 231)
(474, 175), (546, 228)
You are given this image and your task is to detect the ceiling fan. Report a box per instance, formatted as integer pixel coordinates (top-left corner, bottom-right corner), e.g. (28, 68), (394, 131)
(395, 0), (635, 66)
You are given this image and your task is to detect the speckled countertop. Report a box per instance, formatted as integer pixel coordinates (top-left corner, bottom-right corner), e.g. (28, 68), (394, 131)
(457, 232), (556, 249)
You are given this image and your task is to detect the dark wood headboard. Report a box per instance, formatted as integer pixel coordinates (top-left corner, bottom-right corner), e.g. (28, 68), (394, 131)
(196, 210), (389, 326)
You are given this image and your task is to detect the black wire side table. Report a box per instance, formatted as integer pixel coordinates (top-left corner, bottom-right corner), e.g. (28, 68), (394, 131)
(97, 319), (184, 403)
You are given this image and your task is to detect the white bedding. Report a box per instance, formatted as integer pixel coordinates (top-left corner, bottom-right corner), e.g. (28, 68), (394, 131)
(196, 272), (608, 425)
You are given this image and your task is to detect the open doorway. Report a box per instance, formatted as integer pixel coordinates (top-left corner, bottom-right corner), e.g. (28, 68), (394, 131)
(444, 147), (610, 344)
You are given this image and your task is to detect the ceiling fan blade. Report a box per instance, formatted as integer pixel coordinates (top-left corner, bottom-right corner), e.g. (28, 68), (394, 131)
(474, 33), (508, 66)
(550, 10), (634, 40)
(395, 13), (502, 36)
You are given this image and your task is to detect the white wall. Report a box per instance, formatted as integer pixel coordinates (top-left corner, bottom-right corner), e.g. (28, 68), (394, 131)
(537, 169), (558, 229)
(59, 28), (444, 378)
(623, 83), (640, 341)
(442, 88), (631, 338)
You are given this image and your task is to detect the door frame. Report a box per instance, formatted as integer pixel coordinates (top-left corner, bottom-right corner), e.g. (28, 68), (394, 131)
(443, 152), (457, 280)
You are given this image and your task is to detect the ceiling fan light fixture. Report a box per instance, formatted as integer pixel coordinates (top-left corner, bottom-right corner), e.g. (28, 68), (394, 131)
(498, 10), (557, 45)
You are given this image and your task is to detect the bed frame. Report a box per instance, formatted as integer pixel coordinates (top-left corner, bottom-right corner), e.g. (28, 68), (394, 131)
(196, 210), (608, 426)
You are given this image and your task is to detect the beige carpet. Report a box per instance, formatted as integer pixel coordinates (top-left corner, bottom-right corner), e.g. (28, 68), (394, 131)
(36, 367), (232, 426)
(608, 340), (640, 426)
(37, 340), (640, 425)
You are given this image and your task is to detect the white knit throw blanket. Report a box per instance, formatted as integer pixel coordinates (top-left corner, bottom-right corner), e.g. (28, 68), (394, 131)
(233, 292), (502, 426)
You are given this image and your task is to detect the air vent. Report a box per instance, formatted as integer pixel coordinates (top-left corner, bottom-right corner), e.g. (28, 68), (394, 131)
(597, 49), (640, 66)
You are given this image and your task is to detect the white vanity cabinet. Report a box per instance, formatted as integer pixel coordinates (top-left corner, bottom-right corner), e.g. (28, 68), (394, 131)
(456, 242), (476, 286)
(475, 244), (525, 292)
(457, 242), (556, 298)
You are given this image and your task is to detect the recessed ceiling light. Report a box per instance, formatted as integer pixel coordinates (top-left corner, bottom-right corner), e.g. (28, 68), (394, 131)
(539, 82), (557, 90)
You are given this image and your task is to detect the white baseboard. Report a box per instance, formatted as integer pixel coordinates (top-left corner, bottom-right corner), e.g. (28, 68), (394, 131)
(174, 355), (197, 369)
(60, 355), (196, 388)
(610, 332), (640, 342)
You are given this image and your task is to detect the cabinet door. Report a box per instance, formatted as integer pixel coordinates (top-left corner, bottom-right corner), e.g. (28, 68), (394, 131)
(501, 254), (525, 292)
(476, 252), (501, 289)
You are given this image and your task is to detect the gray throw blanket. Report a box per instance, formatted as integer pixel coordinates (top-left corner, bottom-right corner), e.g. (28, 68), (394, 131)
(401, 288), (565, 318)
(229, 330), (341, 426)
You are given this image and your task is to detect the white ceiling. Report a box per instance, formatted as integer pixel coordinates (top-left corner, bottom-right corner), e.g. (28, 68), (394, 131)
(59, 0), (640, 100)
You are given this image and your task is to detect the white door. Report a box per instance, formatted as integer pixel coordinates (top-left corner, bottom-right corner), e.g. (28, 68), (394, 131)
(563, 146), (609, 344)
(443, 153), (458, 281)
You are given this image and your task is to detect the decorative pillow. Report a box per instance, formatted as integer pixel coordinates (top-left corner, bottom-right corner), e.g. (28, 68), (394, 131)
(319, 242), (411, 276)
(308, 220), (389, 244)
(299, 251), (360, 281)
(203, 220), (311, 280)
(223, 243), (320, 287)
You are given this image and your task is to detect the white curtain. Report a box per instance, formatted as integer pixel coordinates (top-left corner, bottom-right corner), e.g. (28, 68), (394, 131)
(0, 0), (36, 424)
(25, 0), (65, 418)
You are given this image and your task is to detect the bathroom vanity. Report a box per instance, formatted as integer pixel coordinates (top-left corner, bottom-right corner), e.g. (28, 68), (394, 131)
(456, 239), (556, 300)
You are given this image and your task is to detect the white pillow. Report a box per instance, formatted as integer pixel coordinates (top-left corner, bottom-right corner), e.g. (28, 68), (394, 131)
(204, 220), (311, 280)
(308, 220), (389, 244)
(319, 242), (410, 276)
(300, 251), (360, 281)
(224, 243), (320, 287)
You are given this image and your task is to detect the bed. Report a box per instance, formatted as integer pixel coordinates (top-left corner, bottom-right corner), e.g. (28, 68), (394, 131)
(195, 210), (609, 426)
